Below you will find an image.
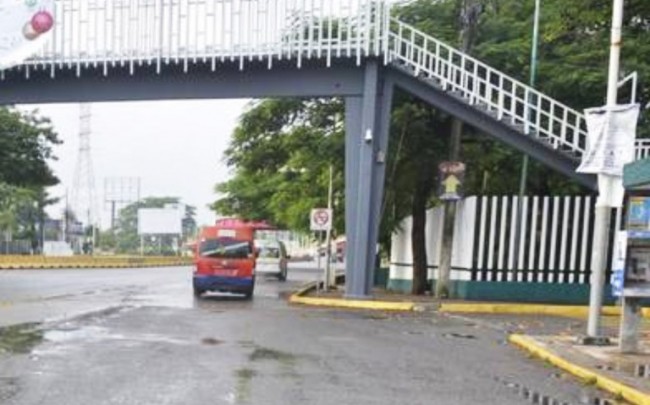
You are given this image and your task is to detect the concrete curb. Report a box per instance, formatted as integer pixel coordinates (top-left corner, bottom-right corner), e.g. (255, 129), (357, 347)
(439, 302), (643, 318)
(0, 259), (192, 270)
(509, 334), (650, 405)
(289, 280), (419, 312)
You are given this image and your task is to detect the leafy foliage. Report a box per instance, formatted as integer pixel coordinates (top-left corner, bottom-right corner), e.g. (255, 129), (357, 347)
(213, 99), (345, 234)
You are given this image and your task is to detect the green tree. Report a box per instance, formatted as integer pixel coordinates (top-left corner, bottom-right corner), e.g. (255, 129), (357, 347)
(213, 99), (345, 235)
(0, 107), (60, 187)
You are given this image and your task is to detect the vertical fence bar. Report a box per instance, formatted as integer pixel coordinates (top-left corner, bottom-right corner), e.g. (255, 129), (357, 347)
(498, 196), (508, 280)
(508, 196), (518, 276)
(487, 197), (498, 281)
(569, 196), (581, 283)
(580, 196), (592, 283)
(477, 196), (488, 281)
(558, 197), (570, 283)
(529, 197), (539, 282)
(549, 197), (560, 283)
(517, 197), (528, 281)
(538, 197), (549, 278)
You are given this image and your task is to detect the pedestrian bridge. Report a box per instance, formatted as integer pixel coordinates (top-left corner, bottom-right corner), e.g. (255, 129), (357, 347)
(2, 0), (645, 297)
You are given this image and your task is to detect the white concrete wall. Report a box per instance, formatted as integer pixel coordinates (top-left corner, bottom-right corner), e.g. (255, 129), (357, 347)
(389, 197), (477, 282)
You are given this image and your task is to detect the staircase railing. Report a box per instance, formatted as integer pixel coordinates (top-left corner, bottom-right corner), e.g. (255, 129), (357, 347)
(385, 18), (587, 158)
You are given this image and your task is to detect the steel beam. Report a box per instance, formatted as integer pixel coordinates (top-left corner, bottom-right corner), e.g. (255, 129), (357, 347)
(346, 60), (380, 298)
(387, 68), (597, 190)
(0, 60), (366, 105)
(365, 77), (394, 292)
(345, 97), (363, 290)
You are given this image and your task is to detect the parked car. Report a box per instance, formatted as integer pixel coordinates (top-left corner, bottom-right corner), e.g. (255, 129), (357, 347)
(254, 239), (289, 281)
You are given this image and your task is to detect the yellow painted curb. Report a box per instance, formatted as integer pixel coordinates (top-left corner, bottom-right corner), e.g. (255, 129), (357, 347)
(509, 334), (650, 405)
(289, 294), (416, 311)
(440, 303), (629, 318)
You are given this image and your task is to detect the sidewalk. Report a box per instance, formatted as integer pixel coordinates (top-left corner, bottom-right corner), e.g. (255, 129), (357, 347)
(510, 334), (650, 404)
(289, 281), (650, 404)
(450, 311), (650, 404)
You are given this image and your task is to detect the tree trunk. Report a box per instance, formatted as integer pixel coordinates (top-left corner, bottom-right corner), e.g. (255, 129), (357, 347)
(411, 176), (432, 295)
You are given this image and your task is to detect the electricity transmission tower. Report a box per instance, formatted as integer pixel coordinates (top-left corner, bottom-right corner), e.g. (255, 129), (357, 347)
(71, 103), (99, 247)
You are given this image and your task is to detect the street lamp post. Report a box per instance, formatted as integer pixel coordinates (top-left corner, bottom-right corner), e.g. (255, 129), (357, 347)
(518, 0), (541, 198)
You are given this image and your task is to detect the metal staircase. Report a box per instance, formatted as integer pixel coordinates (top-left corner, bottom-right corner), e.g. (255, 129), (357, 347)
(384, 17), (648, 163)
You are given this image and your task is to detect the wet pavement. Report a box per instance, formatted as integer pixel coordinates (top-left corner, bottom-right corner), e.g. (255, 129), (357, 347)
(0, 265), (629, 404)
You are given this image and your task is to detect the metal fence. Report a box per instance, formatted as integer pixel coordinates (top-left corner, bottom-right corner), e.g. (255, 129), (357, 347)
(390, 195), (620, 286)
(15, 0), (390, 76)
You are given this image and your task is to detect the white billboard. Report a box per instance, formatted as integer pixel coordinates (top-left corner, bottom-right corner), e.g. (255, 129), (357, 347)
(138, 208), (183, 235)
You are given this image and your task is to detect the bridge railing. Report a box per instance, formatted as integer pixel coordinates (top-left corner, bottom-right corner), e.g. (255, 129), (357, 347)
(18, 0), (390, 76)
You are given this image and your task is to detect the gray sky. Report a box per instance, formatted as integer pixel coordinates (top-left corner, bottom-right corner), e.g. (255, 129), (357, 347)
(21, 99), (251, 229)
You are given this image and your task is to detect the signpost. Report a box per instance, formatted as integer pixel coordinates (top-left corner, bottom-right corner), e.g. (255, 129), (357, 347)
(311, 208), (333, 291)
(0, 0), (55, 70)
(437, 162), (466, 298)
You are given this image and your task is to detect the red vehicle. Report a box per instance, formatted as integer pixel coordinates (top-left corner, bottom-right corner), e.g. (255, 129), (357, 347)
(193, 219), (273, 299)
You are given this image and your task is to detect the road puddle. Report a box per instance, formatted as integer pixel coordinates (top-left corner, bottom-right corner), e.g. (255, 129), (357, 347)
(442, 332), (477, 340)
(249, 347), (296, 363)
(0, 323), (43, 354)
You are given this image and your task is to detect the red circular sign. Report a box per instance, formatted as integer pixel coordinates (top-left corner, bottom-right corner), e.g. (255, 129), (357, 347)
(313, 210), (330, 226)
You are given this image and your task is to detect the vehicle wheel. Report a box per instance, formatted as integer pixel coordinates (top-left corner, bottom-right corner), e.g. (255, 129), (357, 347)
(244, 289), (254, 300)
(193, 287), (204, 298)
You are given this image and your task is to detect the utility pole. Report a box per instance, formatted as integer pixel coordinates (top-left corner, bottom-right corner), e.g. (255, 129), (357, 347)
(325, 165), (335, 289)
(518, 0), (541, 198)
(513, 0), (542, 276)
(437, 0), (481, 298)
(586, 0), (624, 341)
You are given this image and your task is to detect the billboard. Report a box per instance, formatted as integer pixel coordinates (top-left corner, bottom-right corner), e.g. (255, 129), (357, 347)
(0, 0), (56, 70)
(138, 208), (183, 235)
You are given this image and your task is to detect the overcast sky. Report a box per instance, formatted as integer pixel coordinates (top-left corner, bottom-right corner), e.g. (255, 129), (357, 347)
(20, 99), (251, 229)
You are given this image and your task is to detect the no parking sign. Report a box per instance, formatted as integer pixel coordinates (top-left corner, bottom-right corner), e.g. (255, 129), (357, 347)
(310, 208), (332, 232)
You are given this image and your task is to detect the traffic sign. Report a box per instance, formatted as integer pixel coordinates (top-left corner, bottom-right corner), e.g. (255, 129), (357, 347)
(310, 208), (332, 232)
(439, 161), (465, 201)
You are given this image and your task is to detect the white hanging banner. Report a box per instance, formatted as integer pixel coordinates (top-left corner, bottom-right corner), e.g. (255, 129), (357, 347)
(577, 103), (640, 176)
(0, 0), (55, 70)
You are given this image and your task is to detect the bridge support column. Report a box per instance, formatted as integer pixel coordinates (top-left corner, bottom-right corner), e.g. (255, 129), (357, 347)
(345, 61), (394, 298)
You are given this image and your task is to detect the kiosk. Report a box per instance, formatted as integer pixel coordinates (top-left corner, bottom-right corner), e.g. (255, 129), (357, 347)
(619, 159), (650, 353)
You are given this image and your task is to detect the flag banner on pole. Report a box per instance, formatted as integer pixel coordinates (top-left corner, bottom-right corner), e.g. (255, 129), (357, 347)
(577, 104), (640, 176)
(0, 0), (55, 70)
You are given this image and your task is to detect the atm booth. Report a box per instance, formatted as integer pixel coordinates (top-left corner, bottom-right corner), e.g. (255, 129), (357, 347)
(618, 159), (650, 353)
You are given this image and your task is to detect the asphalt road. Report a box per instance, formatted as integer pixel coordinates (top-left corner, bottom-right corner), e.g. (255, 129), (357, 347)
(0, 265), (622, 405)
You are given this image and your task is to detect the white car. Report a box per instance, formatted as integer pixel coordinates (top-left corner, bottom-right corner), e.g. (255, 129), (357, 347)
(254, 240), (289, 281)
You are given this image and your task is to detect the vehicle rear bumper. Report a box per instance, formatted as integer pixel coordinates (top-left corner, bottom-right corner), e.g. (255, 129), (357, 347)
(193, 275), (254, 293)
